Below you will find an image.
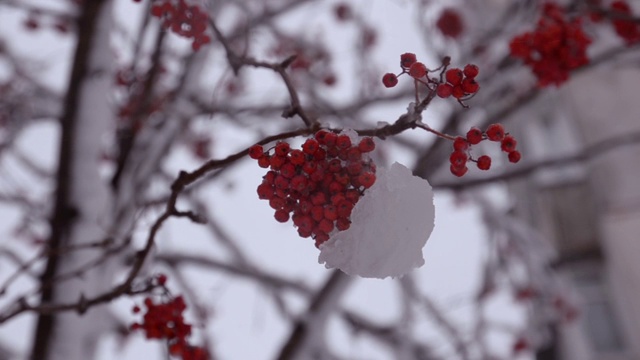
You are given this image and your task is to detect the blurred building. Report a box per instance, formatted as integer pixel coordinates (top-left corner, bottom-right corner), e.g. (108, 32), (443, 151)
(512, 66), (640, 360)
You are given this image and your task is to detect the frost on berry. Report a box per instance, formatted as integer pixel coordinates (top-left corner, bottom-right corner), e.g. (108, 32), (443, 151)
(318, 162), (435, 279)
(250, 130), (377, 248)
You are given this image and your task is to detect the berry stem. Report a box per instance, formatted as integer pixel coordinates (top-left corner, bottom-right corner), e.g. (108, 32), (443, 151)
(415, 122), (456, 141)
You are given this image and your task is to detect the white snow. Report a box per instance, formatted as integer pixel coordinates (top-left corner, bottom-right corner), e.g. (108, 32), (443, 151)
(318, 162), (435, 279)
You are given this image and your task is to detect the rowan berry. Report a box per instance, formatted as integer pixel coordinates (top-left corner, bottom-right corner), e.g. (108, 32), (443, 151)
(400, 52), (417, 68)
(347, 162), (363, 175)
(346, 147), (361, 162)
(463, 64), (479, 78)
(449, 151), (468, 168)
(358, 172), (376, 189)
(257, 183), (274, 199)
(258, 156), (271, 168)
(508, 150), (522, 163)
(314, 231), (330, 247)
(436, 83), (453, 98)
(358, 137), (375, 152)
(382, 73), (398, 88)
(274, 209), (290, 223)
(336, 218), (351, 231)
(485, 123), (505, 141)
(288, 149), (305, 165)
(270, 156), (286, 169)
(450, 164), (468, 177)
(452, 85), (465, 99)
(302, 160), (317, 174)
(477, 155), (491, 170)
(275, 142), (290, 157)
(315, 130), (331, 144)
(437, 8), (464, 38)
(280, 163), (296, 178)
(453, 136), (469, 151)
(445, 68), (463, 85)
(156, 274), (167, 286)
(501, 135), (517, 152)
(269, 197), (286, 210)
(318, 218), (334, 233)
(249, 144), (264, 159)
(461, 78), (479, 94)
(466, 127), (483, 144)
(336, 135), (352, 149)
(302, 138), (319, 155)
(409, 62), (428, 78)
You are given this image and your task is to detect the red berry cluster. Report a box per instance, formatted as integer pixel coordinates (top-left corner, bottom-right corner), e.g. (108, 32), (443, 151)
(382, 53), (480, 103)
(150, 0), (211, 51)
(509, 3), (591, 87)
(131, 295), (207, 360)
(608, 1), (640, 45)
(449, 123), (521, 177)
(436, 8), (464, 39)
(436, 65), (480, 99)
(249, 131), (377, 248)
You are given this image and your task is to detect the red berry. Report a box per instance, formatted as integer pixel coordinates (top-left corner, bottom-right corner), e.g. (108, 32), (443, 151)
(324, 205), (338, 221)
(449, 151), (468, 168)
(358, 172), (376, 189)
(476, 155), (491, 170)
(315, 130), (330, 144)
(334, 3), (352, 21)
(409, 62), (427, 78)
(382, 73), (398, 88)
(452, 85), (465, 99)
(311, 205), (325, 221)
(314, 231), (330, 247)
(275, 142), (290, 156)
(274, 209), (290, 223)
(132, 305), (140, 313)
(508, 150), (522, 163)
(302, 138), (319, 155)
(463, 64), (479, 78)
(461, 77), (479, 94)
(288, 149), (305, 165)
(336, 218), (351, 231)
(156, 273), (167, 285)
(485, 123), (505, 141)
(400, 53), (417, 68)
(512, 337), (529, 353)
(318, 218), (334, 233)
(336, 135), (352, 149)
(501, 135), (517, 152)
(358, 137), (375, 152)
(249, 144), (264, 159)
(257, 183), (274, 199)
(269, 155), (286, 169)
(436, 8), (464, 38)
(466, 127), (483, 144)
(258, 156), (271, 168)
(445, 68), (463, 85)
(453, 136), (468, 151)
(436, 83), (453, 98)
(324, 132), (338, 147)
(450, 164), (468, 177)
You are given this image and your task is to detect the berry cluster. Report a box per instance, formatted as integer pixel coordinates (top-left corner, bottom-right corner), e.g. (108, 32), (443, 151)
(509, 3), (591, 87)
(608, 1), (640, 45)
(149, 0), (211, 51)
(382, 53), (480, 103)
(249, 131), (377, 248)
(131, 295), (207, 360)
(436, 65), (480, 99)
(449, 123), (521, 177)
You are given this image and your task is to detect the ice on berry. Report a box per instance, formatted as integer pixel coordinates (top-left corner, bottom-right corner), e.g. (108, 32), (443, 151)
(318, 162), (435, 279)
